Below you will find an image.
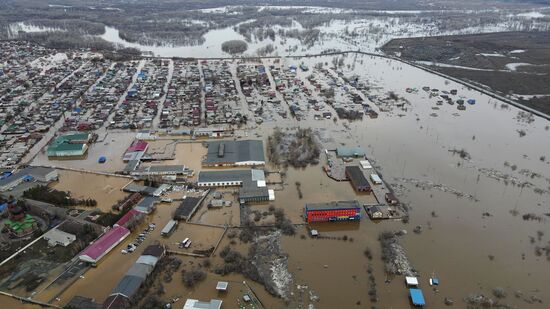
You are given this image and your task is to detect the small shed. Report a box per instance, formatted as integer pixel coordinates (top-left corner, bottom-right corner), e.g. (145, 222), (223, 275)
(409, 288), (426, 306)
(216, 281), (228, 291)
(405, 276), (419, 287)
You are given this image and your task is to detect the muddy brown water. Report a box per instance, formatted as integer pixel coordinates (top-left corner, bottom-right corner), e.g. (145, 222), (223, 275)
(5, 54), (548, 308)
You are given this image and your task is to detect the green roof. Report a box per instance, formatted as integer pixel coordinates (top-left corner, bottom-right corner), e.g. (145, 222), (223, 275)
(47, 133), (90, 156)
(5, 214), (37, 232)
(56, 133), (90, 142)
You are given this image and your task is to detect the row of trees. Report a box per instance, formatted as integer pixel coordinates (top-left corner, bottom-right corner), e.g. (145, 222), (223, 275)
(23, 185), (97, 207)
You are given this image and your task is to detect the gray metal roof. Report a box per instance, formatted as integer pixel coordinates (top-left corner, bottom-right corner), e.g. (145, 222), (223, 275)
(305, 200), (361, 211)
(175, 196), (202, 219)
(239, 186), (269, 199)
(111, 275), (144, 298)
(123, 160), (140, 173)
(197, 170), (252, 184)
(336, 147), (366, 157)
(345, 166), (370, 188)
(136, 255), (159, 267)
(203, 140), (264, 165)
(27, 167), (56, 178)
(135, 196), (160, 213)
(125, 262), (153, 280)
(0, 167), (31, 187)
(132, 165), (188, 174)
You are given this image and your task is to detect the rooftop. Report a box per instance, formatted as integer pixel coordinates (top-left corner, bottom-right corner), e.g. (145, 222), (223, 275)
(336, 146), (365, 158)
(203, 140), (264, 165)
(197, 169), (264, 186)
(409, 288), (426, 306)
(183, 299), (223, 309)
(305, 200), (361, 212)
(79, 226), (130, 263)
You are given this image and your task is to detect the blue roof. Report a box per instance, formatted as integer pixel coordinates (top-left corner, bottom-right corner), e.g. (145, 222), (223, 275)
(410, 288), (426, 306)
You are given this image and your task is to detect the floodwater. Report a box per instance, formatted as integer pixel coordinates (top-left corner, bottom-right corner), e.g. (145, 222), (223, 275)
(155, 54), (549, 308)
(2, 52), (548, 308)
(50, 170), (131, 212)
(266, 54), (550, 308)
(164, 54), (549, 308)
(9, 9), (545, 58)
(32, 131), (136, 173)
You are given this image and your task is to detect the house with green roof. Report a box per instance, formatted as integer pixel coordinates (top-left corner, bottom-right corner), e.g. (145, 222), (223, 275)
(47, 133), (91, 158)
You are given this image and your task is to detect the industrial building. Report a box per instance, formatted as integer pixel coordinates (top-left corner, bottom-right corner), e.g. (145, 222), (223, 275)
(122, 183), (169, 197)
(43, 228), (76, 247)
(130, 165), (193, 177)
(336, 146), (366, 158)
(305, 200), (361, 223)
(345, 166), (371, 192)
(0, 166), (58, 191)
(202, 140), (265, 167)
(103, 244), (165, 308)
(47, 133), (91, 158)
(79, 226), (130, 265)
(197, 169), (274, 204)
(174, 196), (204, 220)
(134, 196), (161, 214)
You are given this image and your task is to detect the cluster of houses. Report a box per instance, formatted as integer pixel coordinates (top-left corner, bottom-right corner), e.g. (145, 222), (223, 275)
(308, 67), (367, 120)
(161, 60), (202, 128)
(63, 61), (139, 131)
(203, 60), (245, 125)
(0, 42), (103, 167)
(110, 59), (169, 130)
(237, 62), (275, 123)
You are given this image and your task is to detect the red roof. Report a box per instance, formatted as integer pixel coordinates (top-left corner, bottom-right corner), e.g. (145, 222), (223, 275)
(114, 209), (142, 227)
(126, 140), (148, 153)
(79, 226), (130, 263)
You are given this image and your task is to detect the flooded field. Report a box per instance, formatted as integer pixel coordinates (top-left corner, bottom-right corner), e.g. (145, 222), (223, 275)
(50, 170), (131, 212)
(8, 6), (550, 58)
(263, 54), (550, 308)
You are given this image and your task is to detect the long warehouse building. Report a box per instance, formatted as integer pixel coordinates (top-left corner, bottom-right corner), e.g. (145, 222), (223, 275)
(305, 200), (361, 223)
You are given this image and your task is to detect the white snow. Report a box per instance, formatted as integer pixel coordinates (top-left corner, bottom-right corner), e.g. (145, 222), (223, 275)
(415, 61), (498, 71)
(478, 53), (506, 57)
(517, 12), (545, 19)
(505, 63), (531, 71)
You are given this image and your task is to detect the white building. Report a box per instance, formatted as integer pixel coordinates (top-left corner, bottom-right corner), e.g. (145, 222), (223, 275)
(44, 228), (76, 247)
